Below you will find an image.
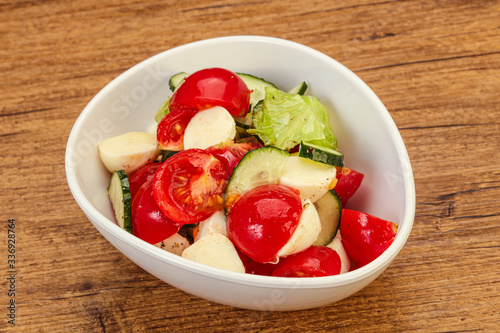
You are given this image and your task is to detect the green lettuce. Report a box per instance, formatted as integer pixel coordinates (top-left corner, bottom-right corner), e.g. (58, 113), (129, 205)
(248, 86), (336, 150)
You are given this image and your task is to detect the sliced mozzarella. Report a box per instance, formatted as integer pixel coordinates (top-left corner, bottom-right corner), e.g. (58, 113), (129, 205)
(181, 233), (245, 273)
(154, 233), (190, 256)
(183, 106), (236, 149)
(194, 210), (227, 242)
(279, 156), (337, 203)
(277, 199), (322, 258)
(326, 232), (351, 274)
(98, 131), (160, 175)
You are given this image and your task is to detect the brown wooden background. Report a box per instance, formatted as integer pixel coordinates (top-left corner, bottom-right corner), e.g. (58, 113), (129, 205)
(1, 0), (499, 332)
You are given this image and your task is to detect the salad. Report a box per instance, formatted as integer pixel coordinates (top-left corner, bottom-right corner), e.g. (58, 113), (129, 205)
(98, 68), (398, 277)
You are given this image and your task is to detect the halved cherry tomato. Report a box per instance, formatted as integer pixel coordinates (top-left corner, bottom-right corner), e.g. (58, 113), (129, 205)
(227, 184), (302, 264)
(129, 162), (161, 200)
(153, 149), (228, 225)
(271, 246), (342, 277)
(206, 142), (262, 176)
(168, 68), (251, 118)
(132, 179), (182, 244)
(334, 167), (364, 206)
(235, 248), (277, 276)
(340, 208), (398, 268)
(156, 109), (198, 151)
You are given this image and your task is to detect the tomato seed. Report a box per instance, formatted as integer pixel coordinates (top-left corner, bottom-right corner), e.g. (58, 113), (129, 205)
(216, 195), (224, 205)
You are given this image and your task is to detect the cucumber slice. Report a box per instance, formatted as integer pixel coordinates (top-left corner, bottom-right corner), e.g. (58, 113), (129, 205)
(225, 146), (289, 208)
(299, 141), (344, 166)
(236, 73), (277, 112)
(313, 190), (341, 246)
(107, 170), (133, 233)
(169, 72), (188, 92)
(288, 81), (308, 95)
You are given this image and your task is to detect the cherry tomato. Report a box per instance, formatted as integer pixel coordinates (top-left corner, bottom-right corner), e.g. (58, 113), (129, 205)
(334, 167), (364, 206)
(236, 248), (277, 276)
(340, 208), (398, 268)
(153, 149), (228, 225)
(206, 142), (262, 176)
(132, 179), (182, 244)
(227, 184), (302, 264)
(271, 246), (342, 277)
(156, 109), (198, 151)
(168, 68), (251, 118)
(129, 162), (161, 200)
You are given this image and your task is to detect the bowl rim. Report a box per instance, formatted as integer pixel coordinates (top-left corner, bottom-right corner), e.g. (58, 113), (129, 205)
(65, 35), (416, 289)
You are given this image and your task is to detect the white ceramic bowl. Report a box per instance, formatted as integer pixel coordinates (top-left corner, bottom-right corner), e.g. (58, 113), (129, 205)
(65, 36), (415, 311)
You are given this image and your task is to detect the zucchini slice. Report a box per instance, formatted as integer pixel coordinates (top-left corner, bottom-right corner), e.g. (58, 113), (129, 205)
(225, 146), (289, 208)
(313, 190), (342, 246)
(107, 170), (133, 233)
(169, 72), (189, 92)
(299, 141), (344, 166)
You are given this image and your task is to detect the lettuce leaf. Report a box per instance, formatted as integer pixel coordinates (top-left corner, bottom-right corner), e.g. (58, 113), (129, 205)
(248, 86), (336, 150)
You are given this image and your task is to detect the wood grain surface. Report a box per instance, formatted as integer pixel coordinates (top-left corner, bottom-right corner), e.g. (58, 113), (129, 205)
(1, 0), (499, 332)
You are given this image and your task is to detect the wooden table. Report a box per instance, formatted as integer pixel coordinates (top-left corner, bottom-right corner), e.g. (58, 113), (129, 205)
(2, 1), (499, 331)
